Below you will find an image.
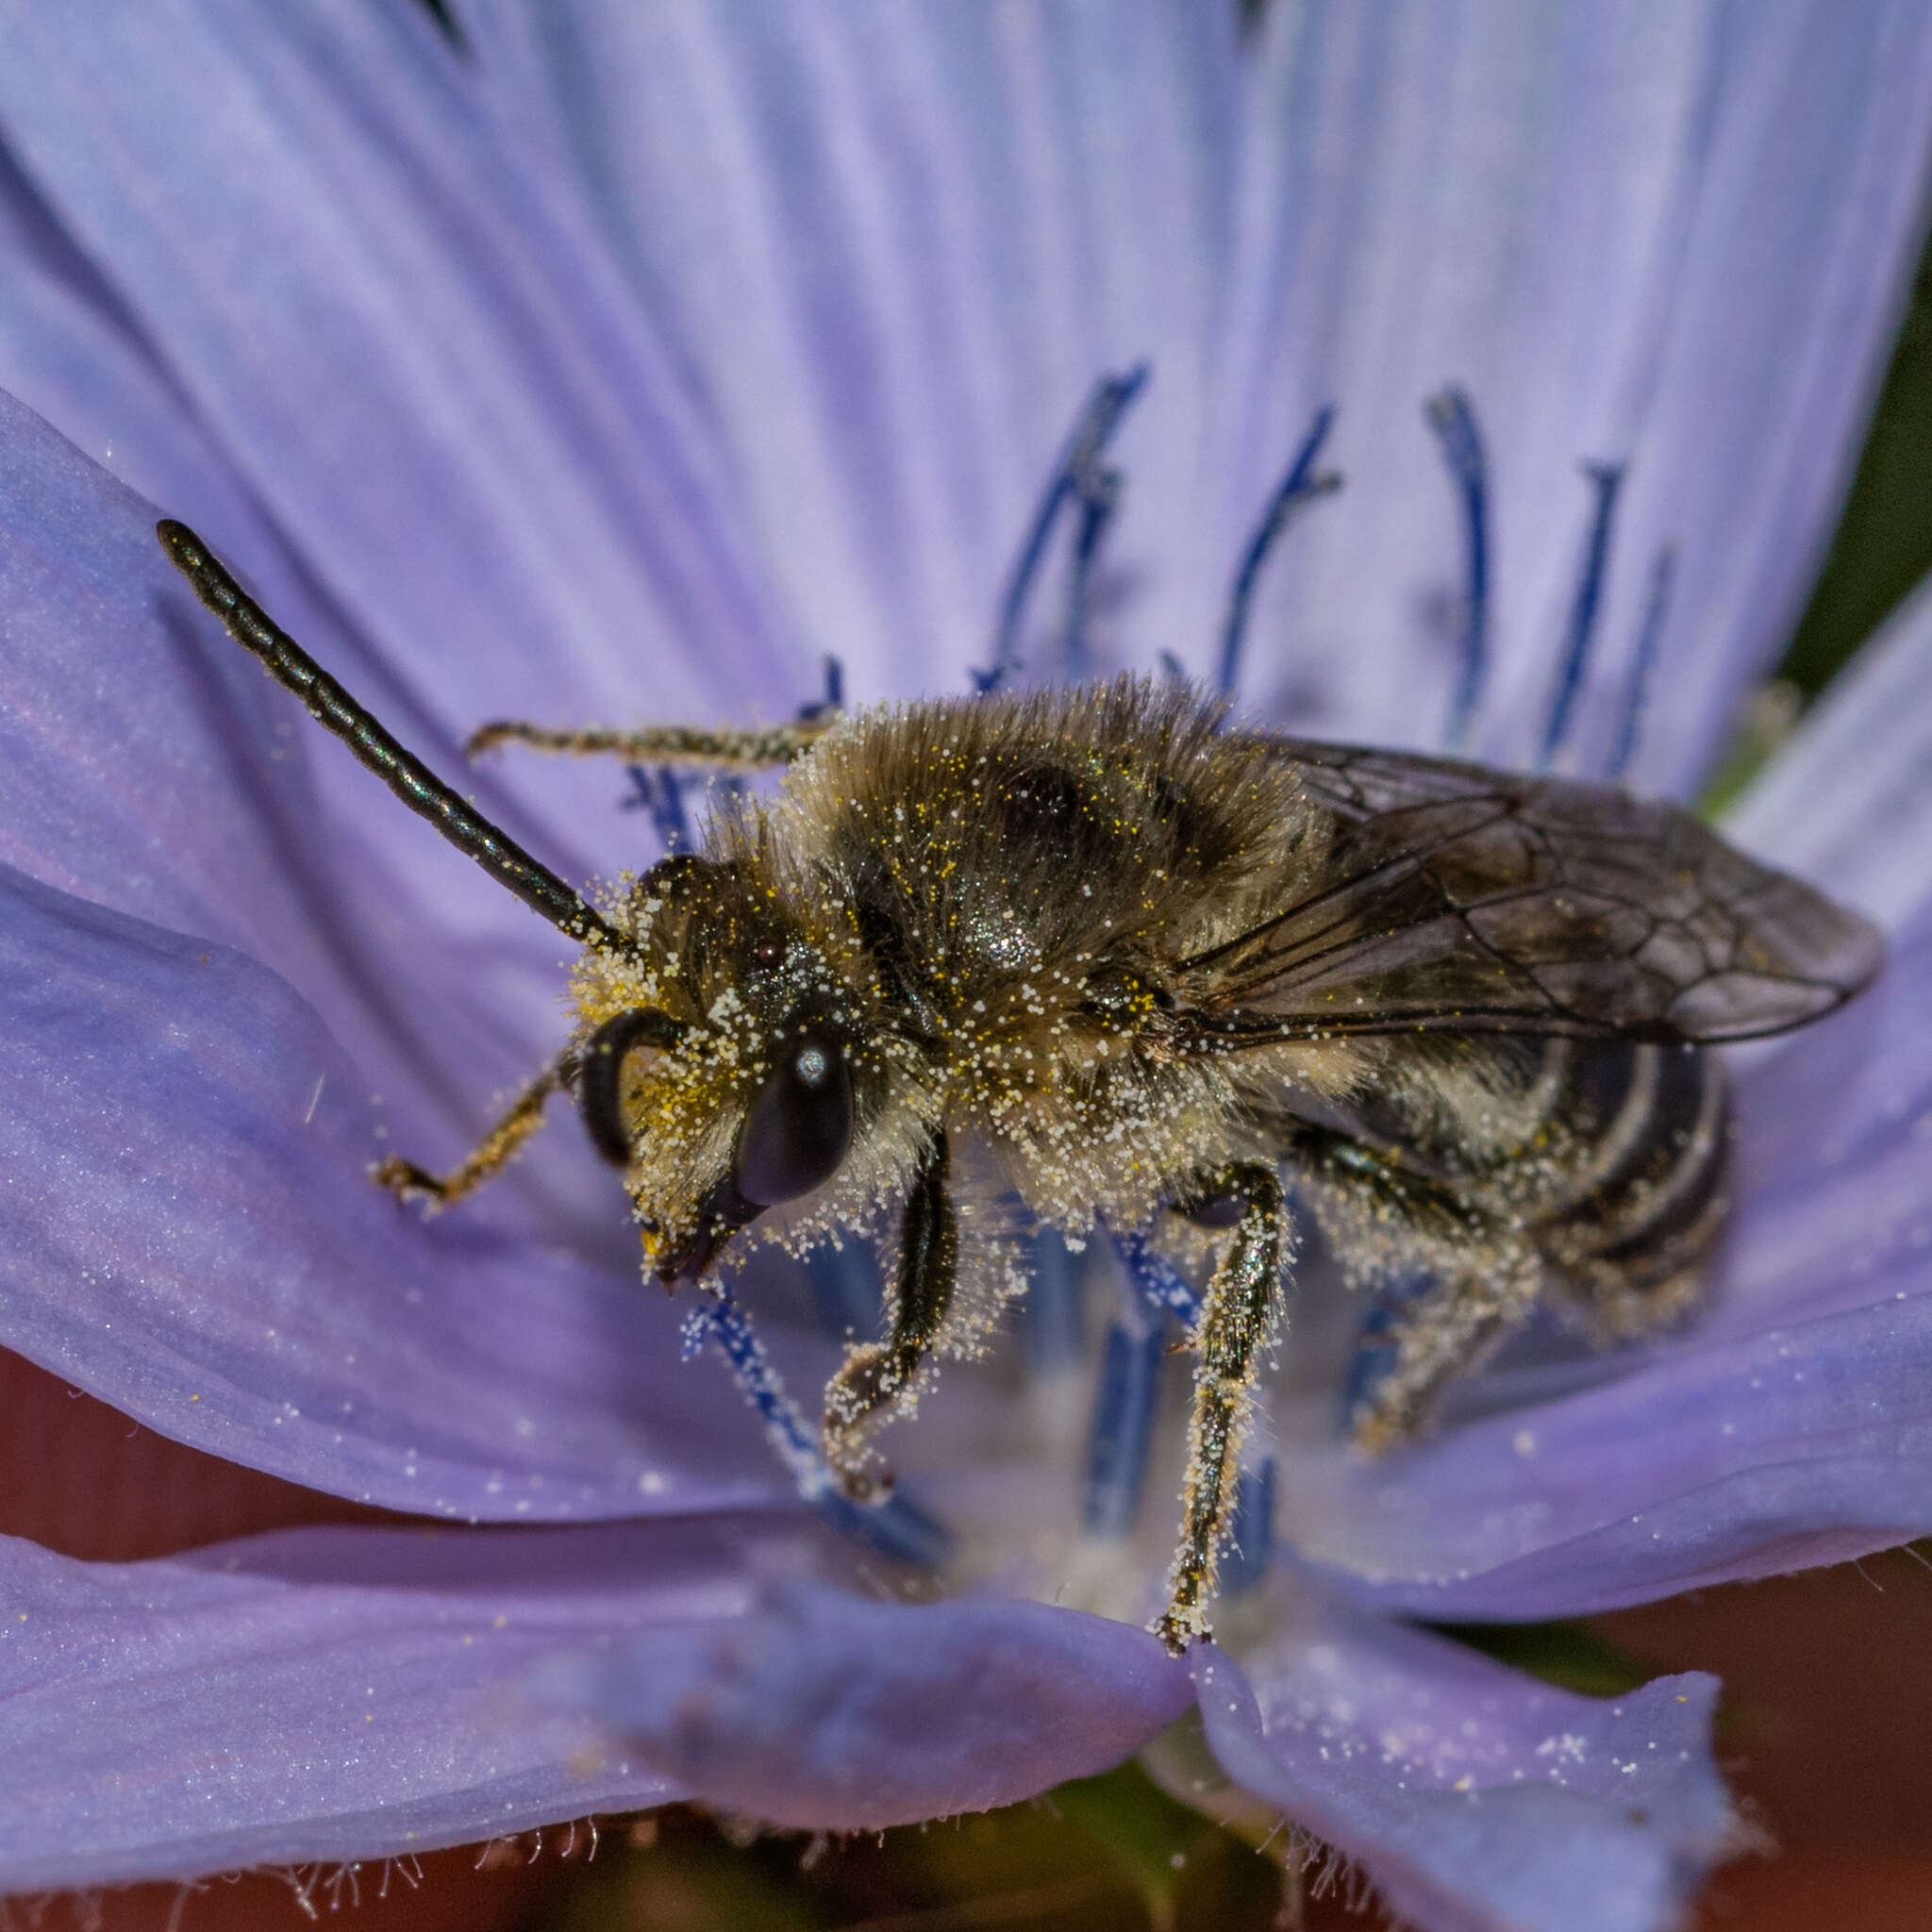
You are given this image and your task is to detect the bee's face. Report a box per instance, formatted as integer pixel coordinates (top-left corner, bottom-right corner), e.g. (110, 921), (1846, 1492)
(569, 856), (858, 1285)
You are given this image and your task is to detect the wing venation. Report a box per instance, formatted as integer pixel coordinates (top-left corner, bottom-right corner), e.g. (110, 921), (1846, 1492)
(1178, 738), (1881, 1047)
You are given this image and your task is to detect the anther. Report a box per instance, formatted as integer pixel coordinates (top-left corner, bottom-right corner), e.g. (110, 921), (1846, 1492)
(1541, 460), (1626, 769)
(621, 765), (692, 853)
(1424, 387), (1491, 750)
(975, 363), (1151, 695)
(1607, 545), (1675, 782)
(699, 1287), (948, 1567)
(1022, 1226), (1089, 1374)
(1217, 406), (1342, 698)
(1083, 1318), (1167, 1536)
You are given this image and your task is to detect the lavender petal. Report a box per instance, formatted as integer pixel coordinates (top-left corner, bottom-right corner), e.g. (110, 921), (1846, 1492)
(0, 1517), (830, 1890)
(536, 1576), (1192, 1830)
(1191, 1591), (1729, 1932)
(1221, 1), (1932, 781)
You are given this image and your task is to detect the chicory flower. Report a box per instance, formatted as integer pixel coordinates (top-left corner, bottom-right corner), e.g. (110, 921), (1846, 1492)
(0, 5), (1930, 1928)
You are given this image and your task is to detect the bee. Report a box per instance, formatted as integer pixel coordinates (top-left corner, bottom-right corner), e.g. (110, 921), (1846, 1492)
(158, 519), (1882, 1654)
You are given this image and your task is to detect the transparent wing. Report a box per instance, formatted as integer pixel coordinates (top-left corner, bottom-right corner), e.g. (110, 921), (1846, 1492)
(1177, 739), (1883, 1047)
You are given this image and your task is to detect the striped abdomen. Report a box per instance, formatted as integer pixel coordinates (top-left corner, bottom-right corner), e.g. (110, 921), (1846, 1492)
(1524, 1039), (1732, 1337)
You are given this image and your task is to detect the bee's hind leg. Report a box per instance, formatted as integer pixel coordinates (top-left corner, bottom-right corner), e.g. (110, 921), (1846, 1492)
(464, 716), (835, 774)
(821, 1130), (956, 1498)
(1348, 1250), (1542, 1454)
(1155, 1162), (1291, 1657)
(375, 1055), (572, 1212)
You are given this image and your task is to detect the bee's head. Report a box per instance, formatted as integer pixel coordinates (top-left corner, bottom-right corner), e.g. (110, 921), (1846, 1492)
(568, 854), (859, 1287)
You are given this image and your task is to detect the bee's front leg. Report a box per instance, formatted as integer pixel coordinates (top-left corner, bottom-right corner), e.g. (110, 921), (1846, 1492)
(1155, 1162), (1289, 1656)
(374, 1055), (572, 1211)
(822, 1130), (955, 1497)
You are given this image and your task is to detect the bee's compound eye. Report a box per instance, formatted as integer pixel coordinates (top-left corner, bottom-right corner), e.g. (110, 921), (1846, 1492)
(734, 1025), (853, 1208)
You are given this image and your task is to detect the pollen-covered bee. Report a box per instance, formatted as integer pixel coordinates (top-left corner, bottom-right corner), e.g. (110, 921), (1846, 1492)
(158, 519), (1881, 1654)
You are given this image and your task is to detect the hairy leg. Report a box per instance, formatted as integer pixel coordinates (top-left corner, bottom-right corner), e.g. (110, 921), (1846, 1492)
(1348, 1249), (1542, 1454)
(822, 1131), (956, 1498)
(374, 1056), (571, 1210)
(464, 717), (835, 772)
(1156, 1162), (1290, 1655)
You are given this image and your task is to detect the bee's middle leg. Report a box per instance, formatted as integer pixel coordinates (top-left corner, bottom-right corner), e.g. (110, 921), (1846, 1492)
(464, 717), (834, 772)
(1155, 1162), (1290, 1656)
(822, 1130), (955, 1498)
(374, 1055), (571, 1211)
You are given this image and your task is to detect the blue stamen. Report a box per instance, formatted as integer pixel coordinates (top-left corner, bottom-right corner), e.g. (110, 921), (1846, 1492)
(1022, 1225), (1088, 1374)
(1158, 650), (1188, 686)
(803, 1241), (885, 1341)
(801, 655), (844, 722)
(1110, 1222), (1204, 1327)
(815, 1486), (953, 1568)
(974, 363), (1151, 695)
(1221, 1456), (1276, 1595)
(1217, 407), (1342, 698)
(694, 1287), (948, 1568)
(1607, 546), (1675, 782)
(1341, 1272), (1441, 1431)
(1064, 471), (1122, 679)
(1083, 1318), (1167, 1536)
(621, 764), (692, 853)
(1341, 1296), (1403, 1429)
(1077, 1223), (1200, 1538)
(1424, 387), (1491, 750)
(1541, 461), (1626, 769)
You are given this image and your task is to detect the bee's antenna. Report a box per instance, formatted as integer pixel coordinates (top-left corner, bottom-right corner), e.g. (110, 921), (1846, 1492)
(156, 520), (627, 953)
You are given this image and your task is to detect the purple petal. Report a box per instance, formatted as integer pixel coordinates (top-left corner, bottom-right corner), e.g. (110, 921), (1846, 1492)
(1190, 1595), (1729, 1932)
(0, 856), (793, 1521)
(464, 0), (1241, 700)
(1221, 2), (1932, 782)
(0, 8), (806, 1151)
(0, 0), (802, 798)
(1727, 565), (1932, 932)
(0, 361), (675, 1205)
(0, 389), (373, 1055)
(537, 1577), (1191, 1830)
(0, 1517), (808, 1890)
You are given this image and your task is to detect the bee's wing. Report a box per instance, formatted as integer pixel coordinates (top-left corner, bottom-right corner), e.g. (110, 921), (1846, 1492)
(1178, 739), (1882, 1046)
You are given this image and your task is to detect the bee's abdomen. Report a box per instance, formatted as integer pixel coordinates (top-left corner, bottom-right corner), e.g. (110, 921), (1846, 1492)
(1530, 1041), (1731, 1333)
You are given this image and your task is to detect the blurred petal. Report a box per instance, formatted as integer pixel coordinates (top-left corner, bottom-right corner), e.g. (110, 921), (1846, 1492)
(0, 0), (798, 743)
(0, 386), (676, 1257)
(0, 387), (363, 1036)
(0, 1518), (821, 1889)
(1221, 0), (1932, 783)
(465, 0), (1241, 699)
(1728, 565), (1932, 932)
(0, 4), (823, 1174)
(0, 858), (789, 1520)
(539, 1577), (1191, 1830)
(1192, 1593), (1729, 1932)
(1720, 895), (1932, 1331)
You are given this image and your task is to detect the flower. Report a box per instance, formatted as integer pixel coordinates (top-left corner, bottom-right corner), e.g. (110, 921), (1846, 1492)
(0, 4), (1929, 1928)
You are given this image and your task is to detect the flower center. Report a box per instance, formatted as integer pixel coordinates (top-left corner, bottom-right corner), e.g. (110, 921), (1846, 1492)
(642, 366), (1685, 1614)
